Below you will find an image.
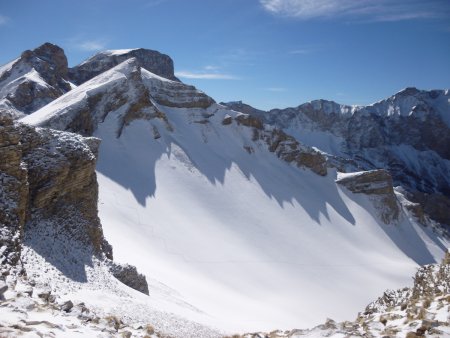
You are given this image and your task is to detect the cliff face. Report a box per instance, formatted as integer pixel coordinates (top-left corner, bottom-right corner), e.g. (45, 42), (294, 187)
(0, 112), (148, 294)
(0, 114), (28, 274)
(0, 112), (107, 275)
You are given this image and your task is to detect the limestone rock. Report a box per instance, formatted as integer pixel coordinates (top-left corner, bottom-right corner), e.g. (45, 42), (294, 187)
(336, 170), (400, 224)
(234, 112), (263, 129)
(260, 128), (327, 176)
(222, 114), (232, 125)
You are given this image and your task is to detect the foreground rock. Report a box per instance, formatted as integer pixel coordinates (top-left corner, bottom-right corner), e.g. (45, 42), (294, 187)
(0, 112), (148, 294)
(0, 280), (161, 338)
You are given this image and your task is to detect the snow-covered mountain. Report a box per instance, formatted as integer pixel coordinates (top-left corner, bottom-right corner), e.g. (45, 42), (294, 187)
(0, 43), (181, 120)
(16, 44), (448, 333)
(224, 90), (450, 228)
(0, 43), (73, 118)
(1, 43), (449, 336)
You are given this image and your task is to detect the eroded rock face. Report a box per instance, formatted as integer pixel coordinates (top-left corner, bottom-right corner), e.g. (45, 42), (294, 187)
(69, 48), (179, 85)
(259, 128), (327, 176)
(0, 114), (28, 275)
(0, 113), (107, 275)
(0, 43), (71, 117)
(0, 113), (148, 294)
(336, 170), (400, 224)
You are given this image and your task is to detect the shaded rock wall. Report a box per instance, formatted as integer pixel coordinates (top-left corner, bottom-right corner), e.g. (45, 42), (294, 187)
(0, 113), (148, 294)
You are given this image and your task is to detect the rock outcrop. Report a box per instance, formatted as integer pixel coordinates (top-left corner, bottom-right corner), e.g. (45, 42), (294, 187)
(0, 43), (71, 118)
(69, 48), (179, 85)
(108, 262), (149, 295)
(220, 110), (328, 176)
(336, 170), (400, 224)
(0, 112), (148, 294)
(260, 128), (327, 176)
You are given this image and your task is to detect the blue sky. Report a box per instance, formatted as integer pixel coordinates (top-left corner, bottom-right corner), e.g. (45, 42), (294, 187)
(1, 0), (449, 110)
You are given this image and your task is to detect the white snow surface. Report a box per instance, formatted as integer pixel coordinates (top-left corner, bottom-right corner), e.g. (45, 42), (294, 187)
(20, 62), (450, 335)
(95, 105), (448, 332)
(103, 49), (139, 56)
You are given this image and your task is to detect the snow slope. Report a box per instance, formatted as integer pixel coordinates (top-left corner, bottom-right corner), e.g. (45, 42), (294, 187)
(22, 60), (449, 334)
(95, 103), (448, 332)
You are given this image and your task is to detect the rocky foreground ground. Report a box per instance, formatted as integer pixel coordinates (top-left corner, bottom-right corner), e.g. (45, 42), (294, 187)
(0, 251), (448, 338)
(228, 251), (450, 338)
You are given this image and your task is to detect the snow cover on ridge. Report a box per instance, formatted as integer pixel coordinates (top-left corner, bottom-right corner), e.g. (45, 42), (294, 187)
(21, 59), (132, 128)
(77, 49), (139, 66)
(20, 56), (450, 334)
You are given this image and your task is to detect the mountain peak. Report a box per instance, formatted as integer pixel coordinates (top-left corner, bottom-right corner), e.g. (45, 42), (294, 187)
(0, 42), (71, 117)
(394, 86), (420, 97)
(69, 47), (179, 85)
(20, 42), (69, 78)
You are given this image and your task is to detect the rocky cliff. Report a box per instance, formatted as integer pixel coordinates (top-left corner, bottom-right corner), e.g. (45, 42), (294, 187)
(0, 112), (148, 294)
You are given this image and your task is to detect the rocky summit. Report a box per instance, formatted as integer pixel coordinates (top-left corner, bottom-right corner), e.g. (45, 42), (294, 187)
(0, 43), (72, 118)
(68, 48), (180, 85)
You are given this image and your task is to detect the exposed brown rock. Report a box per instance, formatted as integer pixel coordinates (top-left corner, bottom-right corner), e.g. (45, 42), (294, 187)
(261, 128), (327, 176)
(336, 170), (400, 224)
(222, 114), (232, 125)
(0, 114), (28, 275)
(0, 112), (148, 293)
(234, 113), (263, 130)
